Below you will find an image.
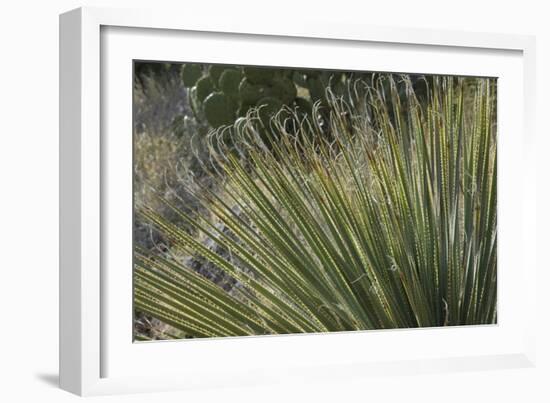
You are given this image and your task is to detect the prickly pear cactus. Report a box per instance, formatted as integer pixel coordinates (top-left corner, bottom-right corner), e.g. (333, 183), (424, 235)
(271, 76), (297, 105)
(219, 69), (243, 98)
(203, 92), (237, 128)
(243, 67), (275, 85)
(239, 79), (270, 105)
(208, 65), (229, 87)
(181, 64), (203, 88)
(196, 76), (215, 102)
(181, 63), (371, 136)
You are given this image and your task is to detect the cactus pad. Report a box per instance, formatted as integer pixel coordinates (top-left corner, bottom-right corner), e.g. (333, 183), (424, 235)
(196, 76), (215, 102)
(181, 64), (203, 87)
(219, 69), (243, 98)
(208, 65), (234, 87)
(203, 92), (237, 128)
(243, 66), (275, 85)
(239, 79), (270, 104)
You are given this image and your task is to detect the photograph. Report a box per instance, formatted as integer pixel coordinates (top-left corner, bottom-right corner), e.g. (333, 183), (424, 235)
(1, 0), (545, 400)
(132, 62), (498, 341)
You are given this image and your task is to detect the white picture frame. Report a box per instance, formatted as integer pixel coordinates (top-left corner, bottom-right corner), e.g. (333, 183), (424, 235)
(59, 6), (537, 396)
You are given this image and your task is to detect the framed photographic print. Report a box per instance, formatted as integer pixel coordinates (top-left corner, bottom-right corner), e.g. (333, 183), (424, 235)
(60, 6), (537, 396)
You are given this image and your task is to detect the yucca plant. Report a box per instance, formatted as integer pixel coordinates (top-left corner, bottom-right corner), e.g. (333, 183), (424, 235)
(134, 74), (497, 340)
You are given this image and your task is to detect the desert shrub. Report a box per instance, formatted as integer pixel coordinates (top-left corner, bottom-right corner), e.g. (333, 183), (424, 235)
(134, 74), (497, 339)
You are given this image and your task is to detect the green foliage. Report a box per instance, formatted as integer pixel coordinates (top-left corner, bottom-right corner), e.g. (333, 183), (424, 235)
(203, 92), (237, 128)
(243, 66), (275, 84)
(219, 69), (243, 98)
(179, 63), (377, 134)
(306, 76), (325, 102)
(181, 64), (203, 88)
(292, 71), (308, 87)
(195, 76), (215, 102)
(135, 75), (497, 339)
(295, 96), (313, 115)
(238, 79), (268, 104)
(176, 63), (437, 142)
(208, 65), (230, 86)
(270, 76), (297, 104)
